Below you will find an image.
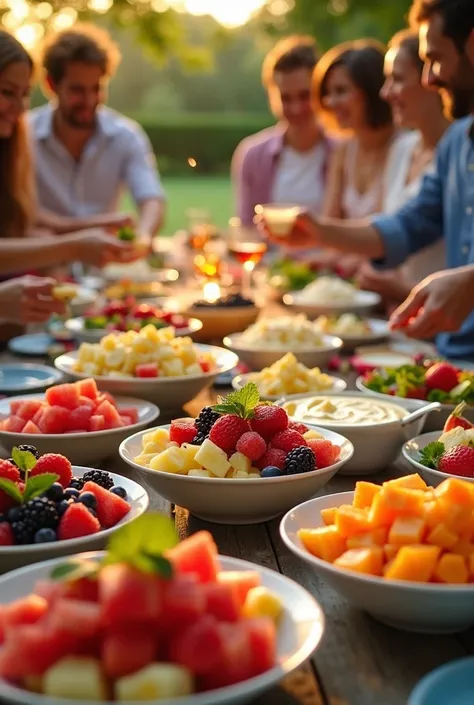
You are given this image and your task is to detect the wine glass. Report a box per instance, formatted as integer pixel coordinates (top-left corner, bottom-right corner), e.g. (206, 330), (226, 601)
(227, 217), (267, 297)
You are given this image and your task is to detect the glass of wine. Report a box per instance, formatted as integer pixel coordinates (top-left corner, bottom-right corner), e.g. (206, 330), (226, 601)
(186, 208), (217, 250)
(227, 217), (267, 296)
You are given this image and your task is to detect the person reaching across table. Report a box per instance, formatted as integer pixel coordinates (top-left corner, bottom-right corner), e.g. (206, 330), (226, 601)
(0, 276), (65, 325)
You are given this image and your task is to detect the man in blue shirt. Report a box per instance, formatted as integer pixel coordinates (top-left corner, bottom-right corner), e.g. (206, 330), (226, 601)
(274, 0), (474, 360)
(29, 24), (165, 244)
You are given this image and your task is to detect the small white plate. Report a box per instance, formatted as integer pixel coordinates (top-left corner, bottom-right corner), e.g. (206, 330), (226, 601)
(0, 364), (62, 393)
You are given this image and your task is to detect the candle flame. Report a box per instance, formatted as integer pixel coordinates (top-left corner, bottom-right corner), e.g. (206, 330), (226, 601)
(203, 281), (221, 303)
(188, 157), (197, 168)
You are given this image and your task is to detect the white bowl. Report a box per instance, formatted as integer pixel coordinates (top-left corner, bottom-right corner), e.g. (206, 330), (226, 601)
(64, 317), (203, 344)
(0, 551), (325, 705)
(223, 333), (342, 371)
(0, 466), (149, 574)
(280, 491), (474, 633)
(283, 289), (381, 318)
(355, 376), (474, 432)
(0, 395), (159, 465)
(277, 391), (433, 476)
(119, 424), (354, 524)
(54, 346), (239, 413)
(103, 261), (179, 284)
(232, 371), (347, 401)
(402, 430), (474, 486)
(68, 287), (97, 318)
(325, 318), (389, 350)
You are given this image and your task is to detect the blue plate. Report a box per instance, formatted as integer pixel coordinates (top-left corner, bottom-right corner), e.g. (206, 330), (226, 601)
(409, 656), (474, 705)
(8, 333), (54, 357)
(0, 364), (62, 393)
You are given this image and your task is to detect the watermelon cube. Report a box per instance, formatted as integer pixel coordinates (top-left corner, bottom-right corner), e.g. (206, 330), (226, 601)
(135, 363), (158, 378)
(3, 596), (48, 629)
(96, 392), (116, 407)
(200, 622), (253, 689)
(2, 415), (25, 433)
(118, 406), (138, 424)
(45, 383), (80, 410)
(202, 582), (240, 622)
(119, 415), (133, 426)
(78, 395), (96, 410)
(99, 564), (162, 627)
(167, 531), (219, 583)
(160, 575), (206, 633)
(22, 421), (41, 434)
(217, 571), (261, 606)
(246, 618), (277, 678)
(16, 400), (43, 422)
(48, 599), (101, 641)
(89, 415), (106, 432)
(68, 405), (94, 432)
(0, 625), (74, 679)
(102, 626), (157, 678)
(168, 615), (225, 674)
(77, 378), (99, 400)
(82, 481), (130, 528)
(8, 400), (23, 415)
(37, 406), (70, 434)
(95, 400), (123, 429)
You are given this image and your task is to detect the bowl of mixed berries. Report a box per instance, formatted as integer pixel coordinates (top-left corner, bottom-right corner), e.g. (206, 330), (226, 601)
(120, 383), (354, 524)
(66, 298), (203, 344)
(0, 445), (149, 572)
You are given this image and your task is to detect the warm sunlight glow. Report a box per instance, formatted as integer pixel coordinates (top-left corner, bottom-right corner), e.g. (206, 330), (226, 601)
(183, 0), (267, 26)
(15, 22), (44, 48)
(203, 281), (221, 302)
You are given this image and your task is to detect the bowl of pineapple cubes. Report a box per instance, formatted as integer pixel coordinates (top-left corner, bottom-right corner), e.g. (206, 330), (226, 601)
(119, 384), (354, 524)
(280, 474), (474, 633)
(53, 325), (239, 413)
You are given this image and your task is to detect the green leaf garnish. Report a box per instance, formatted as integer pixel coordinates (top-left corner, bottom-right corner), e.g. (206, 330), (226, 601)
(23, 473), (59, 503)
(141, 553), (174, 579)
(12, 448), (37, 474)
(50, 559), (99, 583)
(213, 382), (260, 419)
(0, 478), (23, 503)
(419, 441), (445, 469)
(104, 514), (179, 570)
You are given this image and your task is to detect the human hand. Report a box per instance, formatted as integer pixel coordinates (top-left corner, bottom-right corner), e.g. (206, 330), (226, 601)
(356, 263), (410, 301)
(0, 276), (66, 324)
(73, 229), (140, 267)
(97, 212), (136, 232)
(257, 212), (319, 249)
(389, 266), (474, 338)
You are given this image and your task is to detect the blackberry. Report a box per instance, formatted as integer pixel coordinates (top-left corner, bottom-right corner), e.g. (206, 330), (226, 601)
(81, 470), (114, 490)
(69, 479), (84, 491)
(16, 445), (40, 459)
(10, 497), (58, 545)
(283, 446), (316, 476)
(193, 406), (220, 444)
(7, 458), (17, 468)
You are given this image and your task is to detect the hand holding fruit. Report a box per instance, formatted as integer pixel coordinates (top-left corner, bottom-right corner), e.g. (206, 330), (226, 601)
(72, 229), (141, 267)
(95, 211), (136, 233)
(0, 276), (66, 324)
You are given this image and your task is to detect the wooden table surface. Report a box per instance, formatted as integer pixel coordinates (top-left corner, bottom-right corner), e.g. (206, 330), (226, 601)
(0, 343), (473, 705)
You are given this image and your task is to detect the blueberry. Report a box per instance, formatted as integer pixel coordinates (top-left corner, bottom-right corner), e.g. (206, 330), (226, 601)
(34, 528), (57, 543)
(64, 488), (80, 500)
(77, 492), (97, 509)
(7, 506), (21, 523)
(46, 482), (64, 502)
(261, 466), (282, 478)
(56, 499), (72, 517)
(110, 486), (127, 499)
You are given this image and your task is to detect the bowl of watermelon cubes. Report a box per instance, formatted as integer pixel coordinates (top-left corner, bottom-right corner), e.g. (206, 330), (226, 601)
(0, 515), (325, 704)
(119, 384), (354, 524)
(0, 379), (160, 465)
(0, 447), (149, 573)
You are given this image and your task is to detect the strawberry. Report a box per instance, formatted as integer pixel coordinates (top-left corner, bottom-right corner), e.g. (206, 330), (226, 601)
(249, 405), (288, 440)
(30, 454), (72, 488)
(169, 418), (197, 446)
(271, 429), (307, 453)
(0, 522), (14, 546)
(307, 439), (340, 468)
(255, 447), (286, 471)
(288, 421), (309, 434)
(0, 460), (20, 483)
(424, 362), (459, 392)
(235, 432), (266, 461)
(209, 415), (250, 452)
(443, 402), (473, 433)
(58, 503), (101, 541)
(438, 446), (474, 478)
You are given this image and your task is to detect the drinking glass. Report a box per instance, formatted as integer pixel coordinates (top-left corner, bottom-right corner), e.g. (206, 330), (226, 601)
(227, 217), (267, 296)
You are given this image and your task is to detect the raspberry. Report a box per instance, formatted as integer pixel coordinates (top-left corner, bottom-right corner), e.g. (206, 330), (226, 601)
(255, 447), (286, 471)
(288, 421), (309, 435)
(30, 454), (72, 489)
(0, 459), (20, 483)
(307, 439), (340, 468)
(58, 502), (101, 541)
(284, 446), (316, 475)
(249, 405), (288, 440)
(209, 415), (250, 452)
(169, 418), (197, 446)
(0, 522), (14, 546)
(235, 431), (266, 461)
(271, 429), (307, 453)
(0, 491), (16, 514)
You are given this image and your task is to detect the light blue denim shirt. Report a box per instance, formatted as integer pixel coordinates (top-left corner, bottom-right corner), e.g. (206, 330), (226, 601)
(372, 116), (474, 361)
(28, 104), (165, 217)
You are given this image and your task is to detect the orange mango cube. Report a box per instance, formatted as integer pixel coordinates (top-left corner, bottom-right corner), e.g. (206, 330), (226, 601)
(369, 486), (425, 527)
(320, 507), (337, 526)
(335, 505), (371, 537)
(388, 516), (426, 547)
(469, 553), (474, 579)
(298, 526), (346, 563)
(346, 527), (388, 550)
(434, 553), (469, 584)
(384, 474), (428, 491)
(334, 547), (383, 576)
(426, 523), (459, 550)
(423, 500), (446, 529)
(383, 544), (400, 561)
(384, 545), (440, 582)
(353, 481), (381, 509)
(451, 538), (474, 559)
(435, 478), (474, 508)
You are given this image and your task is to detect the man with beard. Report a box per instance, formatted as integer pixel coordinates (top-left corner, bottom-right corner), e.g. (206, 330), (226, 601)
(265, 0), (474, 360)
(29, 25), (165, 243)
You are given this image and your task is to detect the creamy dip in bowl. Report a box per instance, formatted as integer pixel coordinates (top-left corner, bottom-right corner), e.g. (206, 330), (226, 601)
(283, 395), (408, 427)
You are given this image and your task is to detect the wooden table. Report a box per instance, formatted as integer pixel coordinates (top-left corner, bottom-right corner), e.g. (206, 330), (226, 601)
(0, 346), (473, 705)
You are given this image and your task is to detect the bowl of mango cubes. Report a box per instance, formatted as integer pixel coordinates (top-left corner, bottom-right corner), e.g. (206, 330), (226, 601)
(280, 474), (474, 634)
(54, 325), (238, 413)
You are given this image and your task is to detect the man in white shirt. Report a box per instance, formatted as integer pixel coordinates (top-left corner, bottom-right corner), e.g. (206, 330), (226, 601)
(29, 24), (165, 243)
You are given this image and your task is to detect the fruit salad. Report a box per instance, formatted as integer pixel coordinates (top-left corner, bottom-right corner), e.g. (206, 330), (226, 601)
(296, 276), (358, 304)
(268, 259), (316, 291)
(245, 352), (337, 398)
(74, 325), (216, 379)
(0, 446), (130, 546)
(419, 403), (474, 479)
(238, 315), (324, 349)
(83, 298), (190, 333)
(0, 515), (282, 700)
(314, 313), (372, 337)
(299, 473), (474, 583)
(133, 383), (341, 478)
(362, 360), (474, 404)
(0, 379), (138, 435)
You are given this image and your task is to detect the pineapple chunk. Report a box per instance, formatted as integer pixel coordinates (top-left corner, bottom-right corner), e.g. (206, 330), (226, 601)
(230, 469), (249, 479)
(195, 439), (230, 478)
(133, 453), (157, 467)
(248, 472), (261, 479)
(115, 663), (194, 700)
(303, 429), (324, 440)
(149, 447), (197, 474)
(188, 469), (211, 477)
(229, 452), (251, 474)
(242, 586), (284, 622)
(150, 428), (170, 445)
(180, 443), (201, 465)
(438, 427), (471, 450)
(143, 442), (168, 455)
(43, 657), (107, 701)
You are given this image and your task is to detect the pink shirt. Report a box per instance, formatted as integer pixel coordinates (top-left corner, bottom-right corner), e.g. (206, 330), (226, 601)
(231, 124), (333, 226)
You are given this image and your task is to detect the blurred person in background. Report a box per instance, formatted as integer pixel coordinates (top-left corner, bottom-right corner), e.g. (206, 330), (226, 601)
(29, 24), (165, 245)
(231, 36), (333, 231)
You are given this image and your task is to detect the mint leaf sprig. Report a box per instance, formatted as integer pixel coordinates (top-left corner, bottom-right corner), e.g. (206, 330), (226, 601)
(0, 448), (59, 505)
(213, 382), (261, 419)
